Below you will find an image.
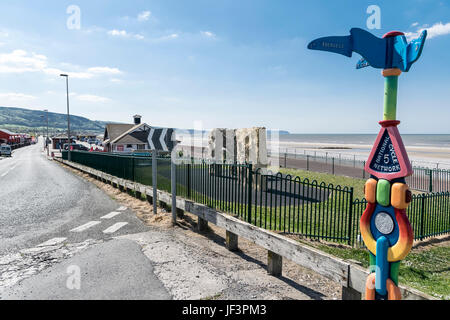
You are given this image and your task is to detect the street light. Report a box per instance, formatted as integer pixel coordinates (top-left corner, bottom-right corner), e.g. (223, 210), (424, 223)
(60, 74), (71, 161)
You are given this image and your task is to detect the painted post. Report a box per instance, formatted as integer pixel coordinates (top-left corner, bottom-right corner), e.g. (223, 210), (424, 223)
(308, 28), (427, 300)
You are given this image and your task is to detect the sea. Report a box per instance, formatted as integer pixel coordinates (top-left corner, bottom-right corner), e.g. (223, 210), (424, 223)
(274, 134), (450, 169)
(178, 132), (450, 169)
(277, 134), (450, 149)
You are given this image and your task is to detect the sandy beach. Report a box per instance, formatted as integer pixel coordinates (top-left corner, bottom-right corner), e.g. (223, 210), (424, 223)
(274, 141), (450, 169)
(177, 133), (450, 170)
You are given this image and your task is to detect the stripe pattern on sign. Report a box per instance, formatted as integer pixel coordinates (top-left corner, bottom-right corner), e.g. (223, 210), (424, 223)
(147, 128), (175, 151)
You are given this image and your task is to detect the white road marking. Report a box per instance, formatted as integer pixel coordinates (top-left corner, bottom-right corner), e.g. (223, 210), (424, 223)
(100, 211), (122, 219)
(37, 237), (67, 247)
(117, 206), (127, 211)
(70, 221), (101, 232)
(103, 222), (129, 234)
(0, 164), (19, 177)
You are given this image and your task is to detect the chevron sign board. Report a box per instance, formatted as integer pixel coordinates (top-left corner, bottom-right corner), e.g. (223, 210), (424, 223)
(148, 128), (176, 151)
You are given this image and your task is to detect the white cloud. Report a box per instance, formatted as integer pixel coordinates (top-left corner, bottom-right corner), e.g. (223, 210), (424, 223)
(406, 21), (450, 40)
(138, 11), (151, 22)
(0, 49), (122, 79)
(75, 94), (111, 103)
(201, 31), (216, 39)
(411, 22), (419, 27)
(87, 67), (122, 75)
(0, 92), (36, 101)
(107, 29), (145, 40)
(108, 29), (128, 37)
(154, 33), (178, 41)
(110, 78), (122, 83)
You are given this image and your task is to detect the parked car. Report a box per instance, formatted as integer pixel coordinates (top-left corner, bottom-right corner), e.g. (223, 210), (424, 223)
(0, 144), (12, 157)
(63, 143), (89, 151)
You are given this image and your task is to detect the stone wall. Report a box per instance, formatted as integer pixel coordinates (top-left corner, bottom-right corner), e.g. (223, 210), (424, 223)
(207, 127), (268, 169)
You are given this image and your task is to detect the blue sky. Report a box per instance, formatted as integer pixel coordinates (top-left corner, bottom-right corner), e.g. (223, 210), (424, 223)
(0, 0), (449, 133)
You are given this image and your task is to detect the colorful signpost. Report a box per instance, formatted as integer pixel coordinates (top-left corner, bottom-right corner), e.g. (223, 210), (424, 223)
(308, 28), (427, 300)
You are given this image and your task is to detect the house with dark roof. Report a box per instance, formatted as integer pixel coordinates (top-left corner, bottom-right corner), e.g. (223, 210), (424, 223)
(103, 115), (151, 153)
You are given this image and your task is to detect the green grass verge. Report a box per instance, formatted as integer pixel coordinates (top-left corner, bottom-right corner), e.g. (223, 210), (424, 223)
(302, 240), (449, 299)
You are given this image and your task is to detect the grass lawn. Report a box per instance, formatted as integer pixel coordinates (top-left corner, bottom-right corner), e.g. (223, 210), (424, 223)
(279, 167), (366, 199)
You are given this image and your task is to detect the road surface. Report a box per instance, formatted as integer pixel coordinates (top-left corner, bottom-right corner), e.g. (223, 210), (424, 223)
(0, 139), (341, 300)
(0, 139), (170, 299)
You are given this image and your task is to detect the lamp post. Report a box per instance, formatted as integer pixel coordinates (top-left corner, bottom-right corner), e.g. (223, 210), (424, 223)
(43, 109), (49, 156)
(60, 74), (71, 161)
(39, 115), (44, 150)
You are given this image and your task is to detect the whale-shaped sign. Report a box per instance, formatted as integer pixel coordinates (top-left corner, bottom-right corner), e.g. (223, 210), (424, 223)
(307, 28), (427, 72)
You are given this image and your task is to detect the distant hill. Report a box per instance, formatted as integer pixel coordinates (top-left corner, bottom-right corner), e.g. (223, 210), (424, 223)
(0, 106), (108, 134)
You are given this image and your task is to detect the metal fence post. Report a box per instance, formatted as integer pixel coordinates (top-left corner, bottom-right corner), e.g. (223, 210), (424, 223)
(171, 160), (176, 225)
(332, 158), (335, 175)
(429, 169), (433, 193)
(247, 164), (253, 224)
(307, 155), (310, 171)
(187, 160), (192, 198)
(284, 153), (287, 168)
(132, 156), (135, 182)
(363, 161), (366, 179)
(347, 188), (354, 246)
(420, 194), (425, 240)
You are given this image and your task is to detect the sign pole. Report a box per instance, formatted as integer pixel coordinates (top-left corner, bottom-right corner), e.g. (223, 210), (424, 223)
(152, 149), (157, 214)
(171, 160), (176, 225)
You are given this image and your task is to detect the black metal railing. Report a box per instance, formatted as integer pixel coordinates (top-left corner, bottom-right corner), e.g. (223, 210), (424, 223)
(62, 151), (450, 246)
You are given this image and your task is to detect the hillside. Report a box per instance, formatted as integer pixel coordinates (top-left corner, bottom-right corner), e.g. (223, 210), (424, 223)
(0, 106), (108, 134)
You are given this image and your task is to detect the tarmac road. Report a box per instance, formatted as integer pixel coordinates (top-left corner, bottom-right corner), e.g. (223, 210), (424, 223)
(0, 139), (170, 299)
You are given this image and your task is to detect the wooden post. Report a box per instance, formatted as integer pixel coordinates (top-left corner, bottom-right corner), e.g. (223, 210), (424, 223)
(342, 286), (362, 300)
(197, 217), (208, 232)
(226, 230), (238, 251)
(267, 250), (282, 276)
(135, 190), (142, 200)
